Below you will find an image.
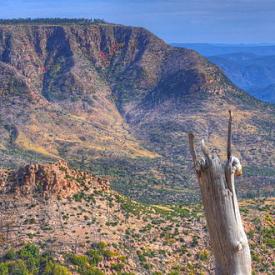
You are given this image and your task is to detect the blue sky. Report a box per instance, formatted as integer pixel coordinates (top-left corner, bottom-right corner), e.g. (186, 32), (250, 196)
(1, 0), (275, 43)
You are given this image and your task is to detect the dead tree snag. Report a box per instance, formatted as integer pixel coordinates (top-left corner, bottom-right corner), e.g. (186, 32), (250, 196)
(188, 111), (251, 275)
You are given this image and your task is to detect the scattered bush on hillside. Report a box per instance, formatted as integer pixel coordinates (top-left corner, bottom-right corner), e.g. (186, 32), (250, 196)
(0, 244), (71, 275)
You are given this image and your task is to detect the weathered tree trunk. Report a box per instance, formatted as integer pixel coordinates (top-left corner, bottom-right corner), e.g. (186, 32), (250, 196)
(188, 111), (251, 275)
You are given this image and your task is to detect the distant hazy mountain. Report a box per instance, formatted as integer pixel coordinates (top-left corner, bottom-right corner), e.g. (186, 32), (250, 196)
(255, 84), (275, 103)
(172, 43), (275, 103)
(172, 43), (275, 57)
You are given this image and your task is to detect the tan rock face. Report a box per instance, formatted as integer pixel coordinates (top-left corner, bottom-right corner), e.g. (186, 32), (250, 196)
(0, 169), (13, 192)
(0, 160), (109, 198)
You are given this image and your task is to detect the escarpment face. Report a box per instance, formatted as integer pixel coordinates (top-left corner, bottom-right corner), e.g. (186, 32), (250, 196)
(0, 24), (233, 105)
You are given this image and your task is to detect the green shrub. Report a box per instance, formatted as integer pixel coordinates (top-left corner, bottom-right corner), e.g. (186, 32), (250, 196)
(7, 259), (30, 275)
(78, 266), (104, 275)
(264, 238), (275, 248)
(18, 244), (40, 259)
(18, 244), (40, 273)
(168, 272), (180, 275)
(0, 244), (75, 275)
(197, 249), (209, 261)
(5, 249), (17, 260)
(111, 262), (124, 271)
(44, 261), (72, 275)
(101, 249), (114, 260)
(96, 242), (107, 250)
(0, 263), (9, 275)
(86, 250), (103, 266)
(191, 236), (199, 247)
(251, 252), (260, 263)
(68, 254), (89, 267)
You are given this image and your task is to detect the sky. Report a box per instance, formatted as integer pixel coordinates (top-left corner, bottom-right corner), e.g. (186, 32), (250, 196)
(1, 0), (275, 44)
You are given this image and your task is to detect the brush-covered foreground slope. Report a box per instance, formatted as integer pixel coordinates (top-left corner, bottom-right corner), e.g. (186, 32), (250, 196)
(0, 162), (274, 274)
(0, 22), (274, 203)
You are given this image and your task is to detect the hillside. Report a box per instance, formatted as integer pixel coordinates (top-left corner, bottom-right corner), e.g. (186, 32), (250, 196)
(0, 162), (274, 274)
(174, 43), (275, 104)
(209, 54), (275, 104)
(0, 22), (274, 203)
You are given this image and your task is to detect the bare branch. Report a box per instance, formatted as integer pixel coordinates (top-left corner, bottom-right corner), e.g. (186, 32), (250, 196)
(201, 139), (210, 159)
(188, 132), (197, 165)
(227, 110), (233, 160)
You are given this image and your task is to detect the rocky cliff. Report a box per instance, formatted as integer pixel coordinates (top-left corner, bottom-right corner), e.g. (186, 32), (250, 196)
(0, 160), (109, 197)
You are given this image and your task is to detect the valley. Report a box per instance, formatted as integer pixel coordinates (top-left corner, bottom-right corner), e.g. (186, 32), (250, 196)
(0, 22), (274, 203)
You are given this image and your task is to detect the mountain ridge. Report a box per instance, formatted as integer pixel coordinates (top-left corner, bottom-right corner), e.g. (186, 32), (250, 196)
(173, 43), (275, 104)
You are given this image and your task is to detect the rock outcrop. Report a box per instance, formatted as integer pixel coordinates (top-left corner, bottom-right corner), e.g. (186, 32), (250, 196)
(0, 160), (109, 198)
